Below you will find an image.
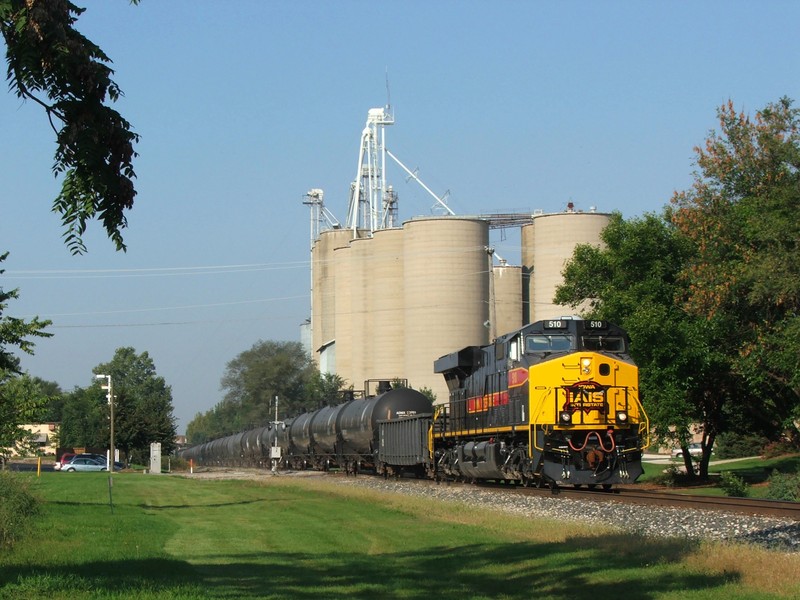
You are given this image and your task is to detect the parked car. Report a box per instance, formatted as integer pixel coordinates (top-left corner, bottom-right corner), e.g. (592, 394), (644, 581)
(53, 453), (77, 471)
(75, 453), (111, 465)
(60, 456), (108, 472)
(55, 453), (123, 471)
(94, 456), (125, 471)
(671, 443), (708, 459)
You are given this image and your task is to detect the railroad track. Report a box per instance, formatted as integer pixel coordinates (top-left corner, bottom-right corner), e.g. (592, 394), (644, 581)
(610, 488), (799, 520)
(415, 476), (800, 521)
(509, 484), (800, 520)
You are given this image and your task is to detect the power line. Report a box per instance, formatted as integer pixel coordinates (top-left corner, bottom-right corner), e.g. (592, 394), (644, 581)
(4, 261), (310, 280)
(19, 294), (309, 320)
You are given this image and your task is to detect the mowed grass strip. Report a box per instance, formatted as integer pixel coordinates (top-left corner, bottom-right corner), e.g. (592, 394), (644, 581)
(1, 472), (798, 600)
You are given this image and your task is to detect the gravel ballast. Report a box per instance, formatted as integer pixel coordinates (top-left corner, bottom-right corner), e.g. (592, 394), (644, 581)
(331, 475), (800, 553)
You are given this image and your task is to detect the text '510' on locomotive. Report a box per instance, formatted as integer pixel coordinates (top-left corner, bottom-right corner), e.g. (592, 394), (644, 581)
(379, 318), (649, 488)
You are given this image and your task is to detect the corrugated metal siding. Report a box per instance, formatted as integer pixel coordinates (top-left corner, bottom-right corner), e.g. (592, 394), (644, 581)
(378, 415), (432, 465)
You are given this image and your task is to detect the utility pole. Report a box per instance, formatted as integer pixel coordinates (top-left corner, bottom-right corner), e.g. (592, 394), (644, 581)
(95, 373), (114, 513)
(270, 395), (282, 473)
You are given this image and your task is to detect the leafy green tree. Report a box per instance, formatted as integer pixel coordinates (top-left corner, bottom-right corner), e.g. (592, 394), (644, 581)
(185, 411), (215, 446)
(305, 371), (347, 409)
(93, 348), (177, 461)
(417, 386), (437, 405)
(1, 2), (143, 462)
(0, 375), (50, 459)
(672, 97), (800, 442)
(219, 340), (315, 429)
(1, 0), (140, 253)
(0, 255), (52, 459)
(33, 378), (63, 422)
(58, 386), (107, 450)
(554, 211), (747, 479)
(187, 341), (330, 444)
(1, 254), (51, 375)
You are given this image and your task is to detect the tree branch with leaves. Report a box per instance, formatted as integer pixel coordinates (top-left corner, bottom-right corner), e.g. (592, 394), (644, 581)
(1, 0), (140, 254)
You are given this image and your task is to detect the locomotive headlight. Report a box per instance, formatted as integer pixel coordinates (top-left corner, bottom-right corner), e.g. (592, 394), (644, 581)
(616, 410), (628, 423)
(581, 358), (592, 374)
(559, 411), (573, 425)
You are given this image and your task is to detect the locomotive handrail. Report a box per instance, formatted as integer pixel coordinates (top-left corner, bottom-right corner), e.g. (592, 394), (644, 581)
(632, 391), (650, 450)
(530, 388), (553, 452)
(613, 387), (650, 451)
(429, 405), (445, 458)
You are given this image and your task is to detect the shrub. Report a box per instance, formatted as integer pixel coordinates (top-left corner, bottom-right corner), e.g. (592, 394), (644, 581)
(718, 471), (749, 497)
(0, 471), (40, 548)
(714, 432), (768, 459)
(761, 439), (800, 459)
(765, 469), (800, 502)
(653, 463), (680, 488)
(170, 456), (189, 471)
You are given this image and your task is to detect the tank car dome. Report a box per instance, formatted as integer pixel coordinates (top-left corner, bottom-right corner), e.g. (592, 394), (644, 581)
(372, 387), (433, 424)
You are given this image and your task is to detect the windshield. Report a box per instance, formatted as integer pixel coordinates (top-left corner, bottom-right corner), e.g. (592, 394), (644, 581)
(582, 336), (626, 352)
(525, 334), (573, 353)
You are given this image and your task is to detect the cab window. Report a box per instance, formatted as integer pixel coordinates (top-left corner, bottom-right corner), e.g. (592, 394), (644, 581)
(582, 336), (625, 352)
(525, 334), (573, 353)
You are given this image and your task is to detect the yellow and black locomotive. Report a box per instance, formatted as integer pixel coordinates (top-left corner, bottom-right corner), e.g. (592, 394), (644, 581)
(427, 318), (649, 487)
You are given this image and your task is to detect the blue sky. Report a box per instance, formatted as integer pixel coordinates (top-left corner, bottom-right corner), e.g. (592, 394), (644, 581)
(2, 1), (799, 434)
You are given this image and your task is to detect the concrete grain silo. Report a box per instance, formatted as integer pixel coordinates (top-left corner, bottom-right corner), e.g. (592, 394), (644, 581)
(522, 209), (610, 322)
(369, 228), (405, 383)
(311, 228), (352, 370)
(331, 243), (353, 381)
(402, 217), (490, 404)
(491, 264), (522, 338)
(348, 237), (373, 390)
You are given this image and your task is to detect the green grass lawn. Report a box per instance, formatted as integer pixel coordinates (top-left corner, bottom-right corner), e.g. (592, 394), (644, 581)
(641, 453), (800, 498)
(1, 471), (798, 599)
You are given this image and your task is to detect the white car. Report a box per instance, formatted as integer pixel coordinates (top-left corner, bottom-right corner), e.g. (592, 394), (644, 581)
(671, 443), (704, 459)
